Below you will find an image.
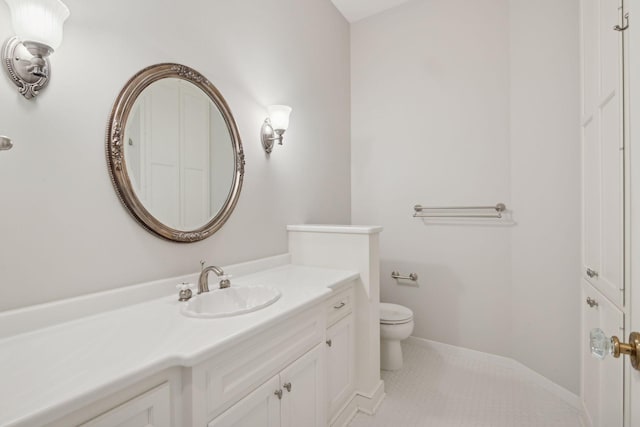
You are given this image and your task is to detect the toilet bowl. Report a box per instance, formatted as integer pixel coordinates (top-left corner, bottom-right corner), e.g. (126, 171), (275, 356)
(380, 303), (414, 371)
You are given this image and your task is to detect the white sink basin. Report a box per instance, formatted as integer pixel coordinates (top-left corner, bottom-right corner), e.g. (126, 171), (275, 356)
(181, 285), (281, 319)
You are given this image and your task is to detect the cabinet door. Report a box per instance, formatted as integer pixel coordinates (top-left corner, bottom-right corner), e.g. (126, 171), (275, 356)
(280, 344), (326, 427)
(208, 376), (281, 427)
(582, 280), (623, 427)
(582, 0), (625, 307)
(326, 314), (355, 418)
(79, 383), (171, 427)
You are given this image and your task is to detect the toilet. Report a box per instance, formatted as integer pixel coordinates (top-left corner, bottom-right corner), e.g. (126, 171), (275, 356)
(379, 303), (414, 371)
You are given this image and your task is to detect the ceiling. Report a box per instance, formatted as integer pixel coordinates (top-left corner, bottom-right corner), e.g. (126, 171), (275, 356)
(331, 0), (413, 23)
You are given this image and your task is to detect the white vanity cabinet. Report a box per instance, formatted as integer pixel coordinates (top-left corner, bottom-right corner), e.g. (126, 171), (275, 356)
(45, 369), (184, 427)
(78, 383), (171, 427)
(209, 344), (325, 427)
(45, 300), (328, 427)
(203, 285), (355, 427)
(0, 254), (381, 427)
(324, 288), (355, 421)
(45, 285), (353, 427)
(208, 376), (281, 427)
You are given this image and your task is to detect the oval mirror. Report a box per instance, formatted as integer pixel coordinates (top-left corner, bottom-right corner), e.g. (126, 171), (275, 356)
(106, 64), (244, 242)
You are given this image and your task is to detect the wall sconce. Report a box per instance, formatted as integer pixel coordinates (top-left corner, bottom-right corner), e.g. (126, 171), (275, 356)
(1, 0), (70, 99)
(261, 105), (292, 154)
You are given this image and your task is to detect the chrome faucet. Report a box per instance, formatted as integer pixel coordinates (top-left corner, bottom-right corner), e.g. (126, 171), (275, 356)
(198, 264), (231, 293)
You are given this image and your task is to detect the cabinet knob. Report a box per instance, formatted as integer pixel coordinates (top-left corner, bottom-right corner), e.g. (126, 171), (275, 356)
(283, 382), (292, 392)
(586, 297), (599, 308)
(586, 268), (599, 278)
(274, 389), (283, 400)
(326, 339), (332, 347)
(333, 302), (346, 310)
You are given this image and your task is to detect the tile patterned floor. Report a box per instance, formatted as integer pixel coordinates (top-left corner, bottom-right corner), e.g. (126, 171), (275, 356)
(349, 340), (583, 427)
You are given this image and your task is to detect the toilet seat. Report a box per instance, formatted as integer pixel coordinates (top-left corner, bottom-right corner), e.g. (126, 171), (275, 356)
(380, 303), (413, 325)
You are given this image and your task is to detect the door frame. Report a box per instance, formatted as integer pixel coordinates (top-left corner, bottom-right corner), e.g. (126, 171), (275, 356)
(625, 0), (639, 425)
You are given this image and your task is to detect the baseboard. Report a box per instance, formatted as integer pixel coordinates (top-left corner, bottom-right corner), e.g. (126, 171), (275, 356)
(406, 336), (582, 411)
(330, 380), (385, 427)
(579, 399), (592, 427)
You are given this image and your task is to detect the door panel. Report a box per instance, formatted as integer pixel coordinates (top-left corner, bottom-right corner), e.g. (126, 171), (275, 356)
(280, 344), (325, 427)
(600, 0), (622, 97)
(583, 116), (601, 281)
(599, 93), (624, 303)
(79, 383), (171, 427)
(582, 280), (624, 427)
(181, 83), (211, 229)
(148, 82), (180, 227)
(327, 314), (355, 418)
(582, 0), (624, 307)
(582, 0), (598, 117)
(208, 376), (281, 427)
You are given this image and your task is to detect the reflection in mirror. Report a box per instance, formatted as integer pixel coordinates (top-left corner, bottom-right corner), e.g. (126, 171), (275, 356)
(123, 78), (234, 230)
(106, 63), (244, 243)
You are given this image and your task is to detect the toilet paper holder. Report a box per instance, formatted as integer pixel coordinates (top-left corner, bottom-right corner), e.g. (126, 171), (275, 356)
(391, 271), (418, 281)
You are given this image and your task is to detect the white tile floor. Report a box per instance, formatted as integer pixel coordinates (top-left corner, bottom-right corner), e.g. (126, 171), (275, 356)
(349, 340), (583, 427)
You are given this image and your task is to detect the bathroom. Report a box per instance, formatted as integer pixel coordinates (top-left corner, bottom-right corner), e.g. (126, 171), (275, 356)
(0, 0), (636, 426)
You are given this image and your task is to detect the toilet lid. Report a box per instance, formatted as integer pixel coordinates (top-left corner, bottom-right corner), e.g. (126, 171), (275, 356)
(380, 303), (413, 324)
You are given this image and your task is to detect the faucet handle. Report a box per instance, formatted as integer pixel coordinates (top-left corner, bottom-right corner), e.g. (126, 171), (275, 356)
(219, 274), (232, 289)
(176, 282), (195, 301)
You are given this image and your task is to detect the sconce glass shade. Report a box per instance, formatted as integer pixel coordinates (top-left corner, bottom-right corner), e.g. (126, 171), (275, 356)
(261, 105), (292, 154)
(4, 0), (70, 50)
(267, 105), (292, 131)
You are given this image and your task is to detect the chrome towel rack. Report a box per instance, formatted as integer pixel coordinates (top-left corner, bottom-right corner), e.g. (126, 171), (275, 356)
(413, 203), (507, 219)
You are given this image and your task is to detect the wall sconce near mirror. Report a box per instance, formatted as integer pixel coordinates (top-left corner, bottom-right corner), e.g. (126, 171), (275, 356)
(1, 0), (69, 99)
(261, 105), (292, 154)
(0, 136), (13, 151)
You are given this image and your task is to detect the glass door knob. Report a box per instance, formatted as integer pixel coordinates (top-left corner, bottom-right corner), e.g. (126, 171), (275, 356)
(590, 328), (612, 359)
(590, 328), (640, 370)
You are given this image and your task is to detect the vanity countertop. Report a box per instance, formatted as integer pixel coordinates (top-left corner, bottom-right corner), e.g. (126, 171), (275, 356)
(0, 263), (358, 427)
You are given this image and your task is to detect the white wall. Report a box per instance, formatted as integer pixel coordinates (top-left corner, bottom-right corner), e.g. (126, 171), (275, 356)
(351, 0), (581, 393)
(509, 0), (581, 395)
(0, 0), (351, 311)
(351, 0), (512, 356)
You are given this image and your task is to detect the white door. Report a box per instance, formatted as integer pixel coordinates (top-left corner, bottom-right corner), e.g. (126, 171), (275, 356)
(582, 0), (625, 307)
(146, 80), (181, 228)
(180, 81), (212, 229)
(135, 80), (213, 230)
(208, 376), (281, 427)
(582, 0), (628, 425)
(280, 344), (326, 427)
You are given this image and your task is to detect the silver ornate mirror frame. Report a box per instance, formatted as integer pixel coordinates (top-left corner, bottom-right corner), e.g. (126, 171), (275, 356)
(106, 63), (245, 243)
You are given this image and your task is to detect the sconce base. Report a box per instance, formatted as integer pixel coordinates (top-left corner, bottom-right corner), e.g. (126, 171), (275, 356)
(260, 119), (282, 154)
(260, 119), (284, 154)
(2, 37), (50, 99)
(0, 136), (13, 151)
